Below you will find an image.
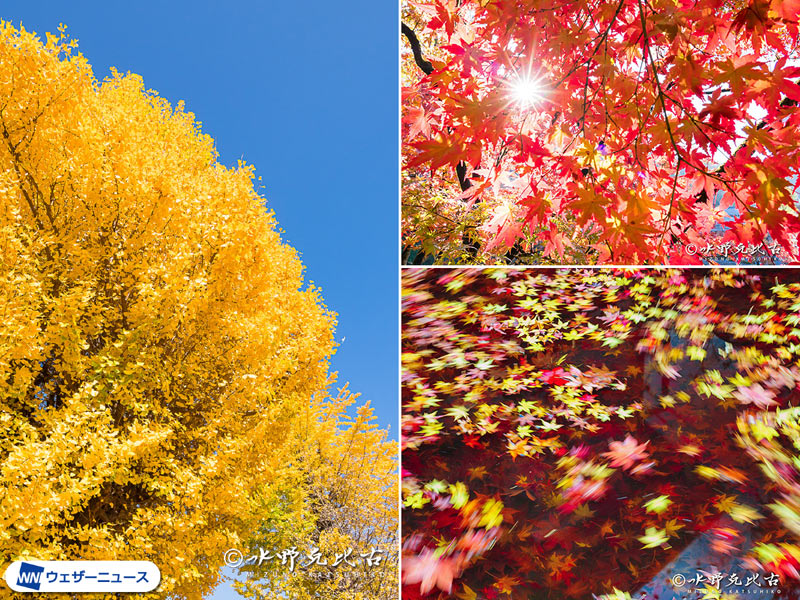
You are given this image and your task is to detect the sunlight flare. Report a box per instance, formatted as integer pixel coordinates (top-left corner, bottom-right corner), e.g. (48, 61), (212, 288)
(508, 75), (548, 109)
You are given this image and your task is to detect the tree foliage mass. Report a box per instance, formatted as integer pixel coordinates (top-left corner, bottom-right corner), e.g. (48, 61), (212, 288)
(402, 0), (800, 264)
(0, 23), (396, 600)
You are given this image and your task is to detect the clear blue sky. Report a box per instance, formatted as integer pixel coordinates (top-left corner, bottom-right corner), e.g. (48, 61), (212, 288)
(4, 2), (398, 597)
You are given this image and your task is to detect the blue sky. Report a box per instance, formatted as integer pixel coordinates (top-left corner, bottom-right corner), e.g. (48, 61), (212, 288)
(4, 2), (397, 597)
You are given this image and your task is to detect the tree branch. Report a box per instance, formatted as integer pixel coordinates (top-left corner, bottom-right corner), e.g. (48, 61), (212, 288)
(402, 23), (434, 75)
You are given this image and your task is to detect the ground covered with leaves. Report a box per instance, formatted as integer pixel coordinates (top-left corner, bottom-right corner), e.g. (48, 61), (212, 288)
(402, 268), (800, 599)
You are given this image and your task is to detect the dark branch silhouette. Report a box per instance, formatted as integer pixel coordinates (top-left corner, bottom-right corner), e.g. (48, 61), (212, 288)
(401, 23), (433, 75)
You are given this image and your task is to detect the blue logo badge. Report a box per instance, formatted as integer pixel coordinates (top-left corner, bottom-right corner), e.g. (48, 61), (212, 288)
(16, 563), (44, 591)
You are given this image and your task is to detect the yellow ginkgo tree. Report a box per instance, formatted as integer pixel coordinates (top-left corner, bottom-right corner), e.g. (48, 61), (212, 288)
(235, 388), (398, 600)
(0, 22), (396, 600)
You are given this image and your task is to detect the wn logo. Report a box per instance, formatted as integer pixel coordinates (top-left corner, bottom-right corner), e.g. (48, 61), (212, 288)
(16, 563), (44, 591)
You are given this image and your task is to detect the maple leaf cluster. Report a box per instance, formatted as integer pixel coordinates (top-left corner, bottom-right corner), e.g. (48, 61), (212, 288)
(402, 268), (800, 599)
(402, 0), (800, 264)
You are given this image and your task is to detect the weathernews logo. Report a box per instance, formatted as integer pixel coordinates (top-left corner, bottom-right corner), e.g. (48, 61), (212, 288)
(15, 563), (43, 591)
(3, 560), (160, 593)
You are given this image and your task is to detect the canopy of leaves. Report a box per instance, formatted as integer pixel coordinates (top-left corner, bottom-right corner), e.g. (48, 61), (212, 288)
(235, 397), (398, 600)
(402, 268), (800, 598)
(402, 0), (800, 264)
(0, 23), (395, 600)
